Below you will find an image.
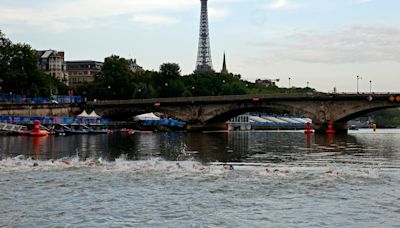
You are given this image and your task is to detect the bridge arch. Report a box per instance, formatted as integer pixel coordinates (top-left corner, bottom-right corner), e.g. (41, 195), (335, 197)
(335, 105), (400, 123)
(203, 103), (313, 123)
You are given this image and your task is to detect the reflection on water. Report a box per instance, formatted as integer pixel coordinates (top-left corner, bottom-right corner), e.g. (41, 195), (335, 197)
(0, 129), (400, 227)
(1, 129), (400, 167)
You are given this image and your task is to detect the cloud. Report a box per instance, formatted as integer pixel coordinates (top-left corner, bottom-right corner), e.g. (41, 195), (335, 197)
(270, 0), (289, 9)
(0, 0), (242, 32)
(208, 8), (230, 19)
(255, 26), (400, 64)
(266, 0), (295, 10)
(132, 15), (179, 26)
(0, 0), (198, 32)
(353, 0), (372, 3)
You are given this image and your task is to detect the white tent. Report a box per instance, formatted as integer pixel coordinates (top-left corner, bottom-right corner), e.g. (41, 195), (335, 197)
(77, 110), (90, 118)
(88, 111), (101, 118)
(134, 113), (160, 121)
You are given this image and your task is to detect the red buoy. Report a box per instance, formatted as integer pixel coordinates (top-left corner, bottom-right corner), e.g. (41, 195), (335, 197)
(304, 122), (314, 134)
(326, 121), (336, 134)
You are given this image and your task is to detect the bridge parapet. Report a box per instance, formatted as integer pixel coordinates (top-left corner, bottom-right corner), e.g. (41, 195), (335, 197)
(90, 93), (400, 106)
(0, 103), (81, 118)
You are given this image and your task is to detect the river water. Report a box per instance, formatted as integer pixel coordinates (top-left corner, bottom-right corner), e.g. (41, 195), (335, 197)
(0, 129), (399, 227)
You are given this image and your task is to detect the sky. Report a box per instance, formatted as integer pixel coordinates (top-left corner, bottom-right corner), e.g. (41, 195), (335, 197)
(1, 0), (400, 92)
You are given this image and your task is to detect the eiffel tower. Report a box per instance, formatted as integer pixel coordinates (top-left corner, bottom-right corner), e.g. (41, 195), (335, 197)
(194, 0), (214, 73)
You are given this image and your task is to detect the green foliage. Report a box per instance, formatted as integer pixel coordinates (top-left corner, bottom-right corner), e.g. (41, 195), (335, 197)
(368, 108), (400, 127)
(0, 30), (67, 97)
(93, 55), (136, 99)
(159, 63), (181, 79)
(78, 57), (318, 100)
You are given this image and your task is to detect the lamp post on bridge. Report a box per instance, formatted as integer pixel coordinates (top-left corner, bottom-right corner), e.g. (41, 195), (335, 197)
(356, 75), (361, 94)
(369, 80), (372, 93)
(191, 86), (196, 96)
(288, 77), (291, 88)
(107, 85), (111, 99)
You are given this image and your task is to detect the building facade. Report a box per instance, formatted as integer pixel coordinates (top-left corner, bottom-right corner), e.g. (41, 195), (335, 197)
(128, 59), (143, 73)
(36, 50), (68, 85)
(66, 61), (103, 87)
(255, 79), (280, 87)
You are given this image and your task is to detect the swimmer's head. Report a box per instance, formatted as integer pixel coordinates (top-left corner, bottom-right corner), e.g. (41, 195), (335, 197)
(96, 158), (103, 165)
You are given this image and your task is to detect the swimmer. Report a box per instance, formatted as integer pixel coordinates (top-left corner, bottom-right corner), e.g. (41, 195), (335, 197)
(273, 168), (290, 174)
(84, 158), (103, 167)
(176, 161), (181, 169)
(33, 162), (39, 167)
(84, 162), (97, 167)
(59, 160), (71, 165)
(52, 159), (71, 165)
(96, 158), (103, 165)
(251, 167), (270, 177)
(325, 170), (339, 176)
(223, 164), (234, 171)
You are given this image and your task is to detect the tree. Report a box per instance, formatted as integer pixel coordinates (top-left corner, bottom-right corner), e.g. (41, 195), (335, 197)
(221, 81), (247, 95)
(0, 30), (12, 83)
(0, 30), (67, 97)
(159, 63), (181, 79)
(93, 55), (136, 99)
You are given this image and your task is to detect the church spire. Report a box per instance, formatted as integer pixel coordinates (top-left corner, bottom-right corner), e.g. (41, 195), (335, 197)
(221, 52), (228, 74)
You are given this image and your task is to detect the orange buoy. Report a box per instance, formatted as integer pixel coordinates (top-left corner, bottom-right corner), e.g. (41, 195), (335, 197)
(30, 120), (49, 137)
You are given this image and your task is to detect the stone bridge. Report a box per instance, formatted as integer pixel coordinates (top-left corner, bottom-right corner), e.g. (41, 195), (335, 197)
(88, 93), (400, 132)
(0, 93), (399, 132)
(0, 103), (81, 118)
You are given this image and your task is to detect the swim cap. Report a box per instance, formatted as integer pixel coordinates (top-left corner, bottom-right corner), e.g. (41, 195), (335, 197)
(96, 158), (103, 165)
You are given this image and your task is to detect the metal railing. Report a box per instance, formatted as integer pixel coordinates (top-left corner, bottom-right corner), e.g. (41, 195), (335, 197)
(0, 93), (82, 105)
(90, 92), (400, 106)
(0, 115), (110, 125)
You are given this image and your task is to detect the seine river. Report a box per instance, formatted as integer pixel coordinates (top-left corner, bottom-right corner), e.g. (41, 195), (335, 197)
(0, 129), (399, 227)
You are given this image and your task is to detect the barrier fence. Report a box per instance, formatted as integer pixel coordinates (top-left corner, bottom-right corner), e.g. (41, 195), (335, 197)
(0, 115), (110, 125)
(0, 93), (83, 104)
(141, 119), (186, 128)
